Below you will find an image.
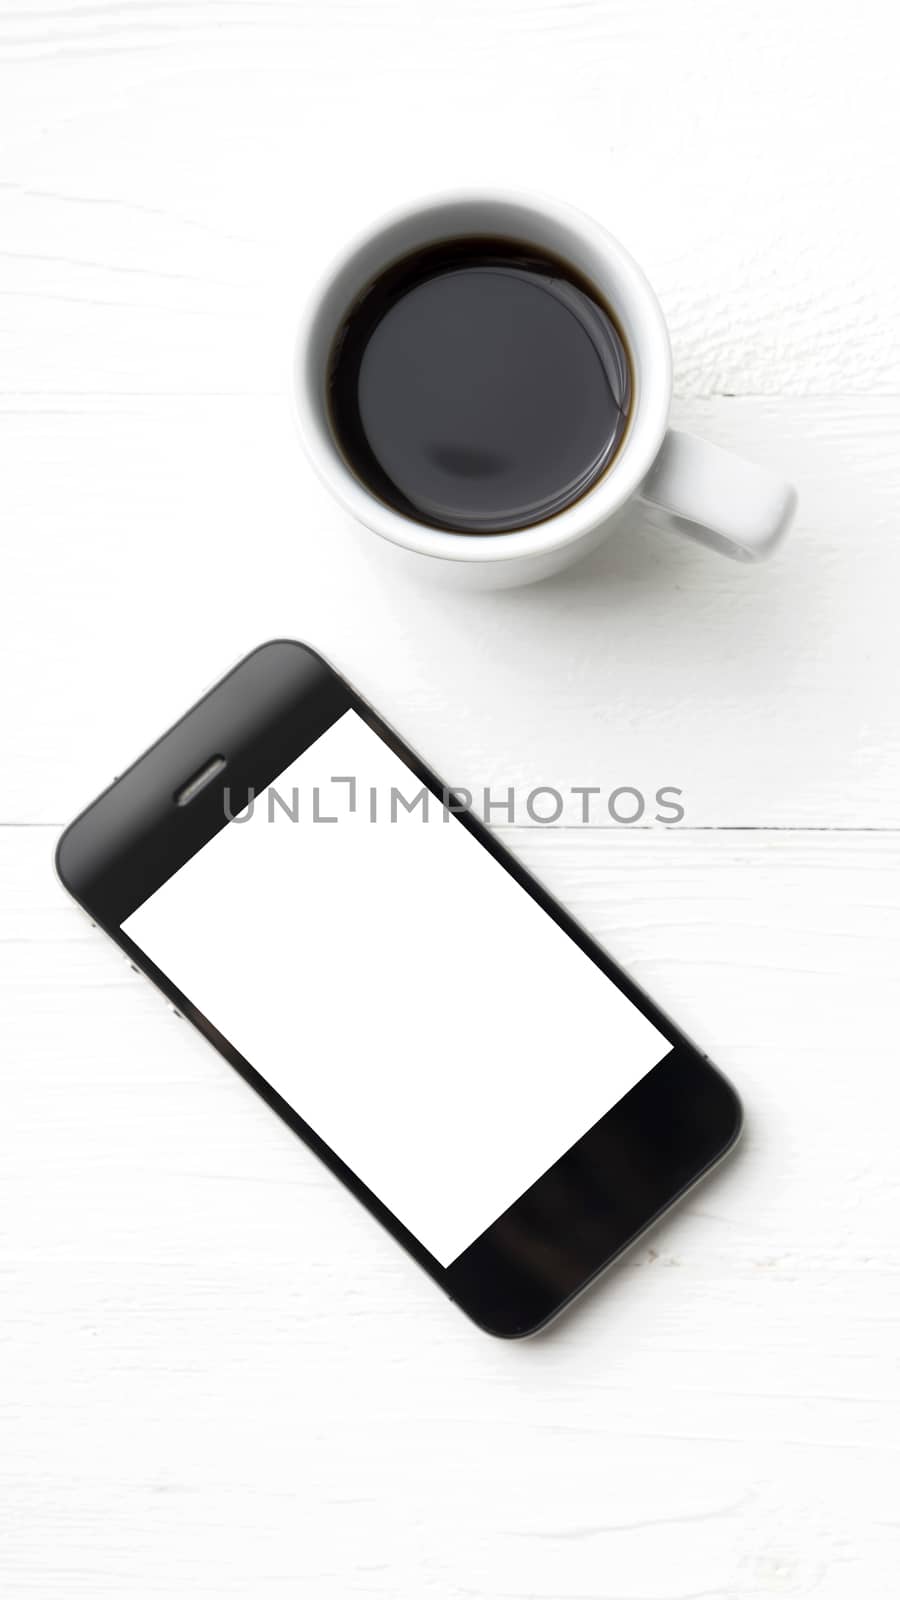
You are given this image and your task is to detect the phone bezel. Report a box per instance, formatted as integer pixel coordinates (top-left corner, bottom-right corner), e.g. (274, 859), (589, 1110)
(56, 639), (742, 1337)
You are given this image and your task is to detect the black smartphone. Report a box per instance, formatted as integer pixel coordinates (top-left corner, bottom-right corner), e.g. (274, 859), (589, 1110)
(57, 640), (741, 1337)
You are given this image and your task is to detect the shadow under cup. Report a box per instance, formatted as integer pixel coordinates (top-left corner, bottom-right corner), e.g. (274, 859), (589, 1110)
(324, 234), (634, 537)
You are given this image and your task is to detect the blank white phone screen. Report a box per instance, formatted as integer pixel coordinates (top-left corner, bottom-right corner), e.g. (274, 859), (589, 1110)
(123, 710), (672, 1266)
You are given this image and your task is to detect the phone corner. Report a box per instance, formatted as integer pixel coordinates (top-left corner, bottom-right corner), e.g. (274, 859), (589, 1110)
(451, 1292), (556, 1342)
(247, 637), (332, 672)
(52, 817), (79, 900)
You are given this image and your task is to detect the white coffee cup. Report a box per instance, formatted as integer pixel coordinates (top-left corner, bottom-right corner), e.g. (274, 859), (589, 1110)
(294, 190), (796, 590)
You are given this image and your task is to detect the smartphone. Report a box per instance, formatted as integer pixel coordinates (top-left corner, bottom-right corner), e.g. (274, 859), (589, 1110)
(57, 640), (741, 1337)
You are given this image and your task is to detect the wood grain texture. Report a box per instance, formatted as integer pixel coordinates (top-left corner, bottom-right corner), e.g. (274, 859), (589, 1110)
(1, 0), (899, 1595)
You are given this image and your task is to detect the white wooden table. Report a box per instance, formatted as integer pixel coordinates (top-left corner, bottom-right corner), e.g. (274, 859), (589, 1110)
(2, 4), (899, 1595)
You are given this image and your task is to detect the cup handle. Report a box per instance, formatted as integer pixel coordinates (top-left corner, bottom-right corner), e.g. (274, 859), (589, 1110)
(638, 428), (797, 561)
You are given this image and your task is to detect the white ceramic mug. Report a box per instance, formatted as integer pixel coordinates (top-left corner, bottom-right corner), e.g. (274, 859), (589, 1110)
(294, 190), (797, 590)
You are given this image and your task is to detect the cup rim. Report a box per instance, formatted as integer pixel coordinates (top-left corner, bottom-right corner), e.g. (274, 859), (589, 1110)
(293, 187), (672, 565)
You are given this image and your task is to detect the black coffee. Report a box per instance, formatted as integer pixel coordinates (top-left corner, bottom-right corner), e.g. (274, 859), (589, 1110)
(327, 237), (631, 535)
